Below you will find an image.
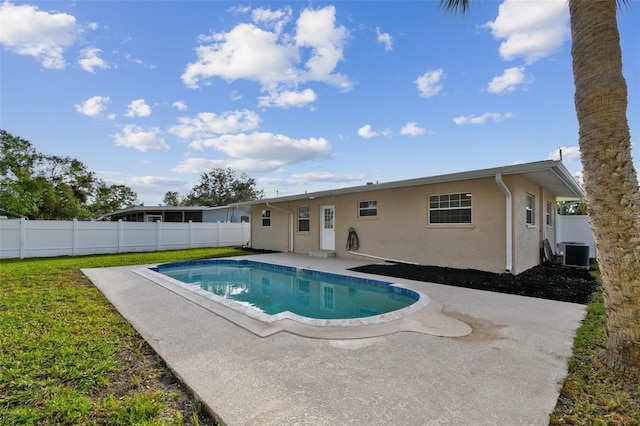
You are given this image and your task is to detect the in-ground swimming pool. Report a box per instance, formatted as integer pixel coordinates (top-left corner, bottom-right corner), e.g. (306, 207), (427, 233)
(149, 259), (421, 323)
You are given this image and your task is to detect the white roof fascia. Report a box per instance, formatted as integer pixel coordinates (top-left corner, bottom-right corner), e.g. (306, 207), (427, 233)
(103, 205), (211, 216)
(237, 160), (584, 206)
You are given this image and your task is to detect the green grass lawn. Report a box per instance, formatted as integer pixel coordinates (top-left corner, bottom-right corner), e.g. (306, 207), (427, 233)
(1, 250), (638, 425)
(1, 248), (250, 425)
(550, 271), (640, 425)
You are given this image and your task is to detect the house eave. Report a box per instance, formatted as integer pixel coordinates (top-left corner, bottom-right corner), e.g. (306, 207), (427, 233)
(237, 160), (584, 206)
(100, 205), (212, 219)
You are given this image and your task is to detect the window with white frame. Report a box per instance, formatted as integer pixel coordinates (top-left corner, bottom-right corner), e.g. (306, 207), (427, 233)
(261, 209), (271, 227)
(358, 200), (377, 217)
(297, 206), (310, 232)
(526, 194), (535, 225)
(546, 201), (553, 227)
(428, 193), (472, 224)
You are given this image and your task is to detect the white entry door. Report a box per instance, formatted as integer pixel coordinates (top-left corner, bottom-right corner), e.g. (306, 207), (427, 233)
(320, 205), (335, 250)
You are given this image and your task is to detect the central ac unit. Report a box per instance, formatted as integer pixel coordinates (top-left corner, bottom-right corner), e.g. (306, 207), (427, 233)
(558, 242), (590, 269)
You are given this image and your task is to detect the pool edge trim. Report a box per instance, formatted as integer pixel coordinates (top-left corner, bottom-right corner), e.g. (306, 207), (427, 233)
(132, 261), (472, 339)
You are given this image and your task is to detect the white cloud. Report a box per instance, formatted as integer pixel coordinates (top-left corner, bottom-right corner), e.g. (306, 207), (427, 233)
(357, 124), (391, 139)
(400, 122), (429, 136)
(99, 173), (189, 206)
(174, 157), (288, 174)
(487, 66), (531, 95)
(258, 88), (317, 108)
(123, 52), (144, 65)
(252, 6), (292, 35)
(0, 1), (82, 69)
(229, 5), (251, 15)
(125, 99), (151, 117)
(357, 125), (377, 139)
(172, 101), (188, 111)
(190, 132), (331, 164)
(548, 146), (581, 162)
(182, 22), (298, 88)
(74, 95), (111, 117)
(415, 69), (443, 98)
(295, 6), (350, 89)
(258, 172), (368, 188)
(78, 47), (109, 73)
(113, 125), (169, 152)
(290, 171), (367, 183)
(573, 170), (584, 186)
(376, 27), (392, 52)
(181, 5), (352, 105)
(485, 0), (569, 63)
(169, 110), (261, 139)
(126, 175), (186, 187)
(170, 109), (331, 174)
(453, 112), (513, 125)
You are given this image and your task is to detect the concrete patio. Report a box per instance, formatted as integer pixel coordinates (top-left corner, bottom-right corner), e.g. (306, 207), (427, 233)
(83, 253), (586, 426)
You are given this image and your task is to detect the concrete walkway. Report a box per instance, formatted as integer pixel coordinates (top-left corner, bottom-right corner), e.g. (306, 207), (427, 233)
(83, 253), (586, 426)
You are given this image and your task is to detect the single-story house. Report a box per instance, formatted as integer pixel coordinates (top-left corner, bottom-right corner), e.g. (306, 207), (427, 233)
(101, 205), (250, 223)
(236, 160), (584, 274)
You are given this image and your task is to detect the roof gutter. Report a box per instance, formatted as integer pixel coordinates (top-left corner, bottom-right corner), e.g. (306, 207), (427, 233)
(495, 173), (513, 272)
(266, 201), (294, 253)
(550, 165), (584, 199)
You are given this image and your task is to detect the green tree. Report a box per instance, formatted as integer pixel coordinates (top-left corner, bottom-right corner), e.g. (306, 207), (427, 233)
(89, 183), (139, 217)
(0, 177), (42, 218)
(183, 168), (264, 207)
(442, 0), (639, 372)
(0, 130), (44, 218)
(1, 130), (140, 220)
(0, 130), (38, 179)
(162, 190), (183, 206)
(35, 155), (96, 219)
(557, 200), (587, 215)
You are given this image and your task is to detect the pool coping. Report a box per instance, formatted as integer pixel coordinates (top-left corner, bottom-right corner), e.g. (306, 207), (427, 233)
(140, 258), (429, 327)
(131, 260), (471, 339)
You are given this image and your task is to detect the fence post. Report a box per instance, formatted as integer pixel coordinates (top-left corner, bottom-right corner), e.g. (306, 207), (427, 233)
(19, 217), (27, 259)
(188, 220), (193, 249)
(156, 220), (161, 252)
(118, 220), (123, 253)
(72, 218), (78, 257)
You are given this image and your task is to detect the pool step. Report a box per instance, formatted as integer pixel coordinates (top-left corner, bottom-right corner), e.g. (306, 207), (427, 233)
(308, 250), (336, 258)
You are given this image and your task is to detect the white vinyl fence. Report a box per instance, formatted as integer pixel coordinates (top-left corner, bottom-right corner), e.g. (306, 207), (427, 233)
(555, 214), (597, 258)
(0, 219), (251, 259)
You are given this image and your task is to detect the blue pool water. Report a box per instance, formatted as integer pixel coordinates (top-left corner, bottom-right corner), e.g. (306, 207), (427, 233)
(152, 259), (419, 320)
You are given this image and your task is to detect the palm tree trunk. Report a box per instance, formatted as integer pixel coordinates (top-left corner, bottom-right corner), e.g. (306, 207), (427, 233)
(569, 0), (640, 372)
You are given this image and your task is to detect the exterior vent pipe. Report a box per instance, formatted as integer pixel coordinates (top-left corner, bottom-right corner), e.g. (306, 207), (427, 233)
(495, 173), (513, 272)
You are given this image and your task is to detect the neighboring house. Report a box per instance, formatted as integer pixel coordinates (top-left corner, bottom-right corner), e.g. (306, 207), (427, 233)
(101, 205), (250, 223)
(237, 160), (584, 274)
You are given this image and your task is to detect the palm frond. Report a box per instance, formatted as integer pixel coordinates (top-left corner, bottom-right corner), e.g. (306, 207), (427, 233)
(440, 0), (470, 14)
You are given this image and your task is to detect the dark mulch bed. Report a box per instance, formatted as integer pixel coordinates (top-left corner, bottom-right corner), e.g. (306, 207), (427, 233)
(350, 263), (599, 304)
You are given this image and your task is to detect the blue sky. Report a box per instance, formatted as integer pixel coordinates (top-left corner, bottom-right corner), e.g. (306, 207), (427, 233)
(1, 0), (638, 206)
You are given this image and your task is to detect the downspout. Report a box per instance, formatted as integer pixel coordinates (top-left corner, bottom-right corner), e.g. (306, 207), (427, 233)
(266, 201), (294, 253)
(495, 173), (513, 272)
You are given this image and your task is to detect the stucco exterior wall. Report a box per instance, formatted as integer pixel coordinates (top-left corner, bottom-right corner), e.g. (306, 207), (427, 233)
(510, 176), (557, 273)
(249, 205), (290, 253)
(337, 178), (508, 272)
(248, 174), (560, 274)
